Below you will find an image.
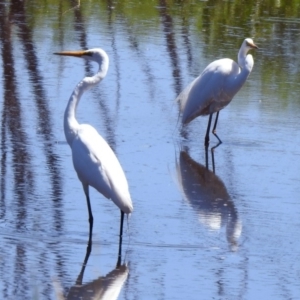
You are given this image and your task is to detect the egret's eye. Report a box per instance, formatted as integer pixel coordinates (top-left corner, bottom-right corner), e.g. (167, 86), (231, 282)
(246, 40), (256, 48)
(85, 51), (93, 56)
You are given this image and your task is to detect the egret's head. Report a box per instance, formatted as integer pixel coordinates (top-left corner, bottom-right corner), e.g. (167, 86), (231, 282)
(54, 48), (109, 69)
(82, 48), (109, 64)
(244, 38), (258, 51)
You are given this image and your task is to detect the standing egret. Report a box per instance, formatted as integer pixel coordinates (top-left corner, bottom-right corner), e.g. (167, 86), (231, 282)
(177, 38), (258, 146)
(54, 48), (133, 250)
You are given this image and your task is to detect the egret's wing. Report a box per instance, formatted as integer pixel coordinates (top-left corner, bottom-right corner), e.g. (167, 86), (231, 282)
(177, 58), (239, 124)
(72, 124), (133, 213)
(176, 76), (200, 112)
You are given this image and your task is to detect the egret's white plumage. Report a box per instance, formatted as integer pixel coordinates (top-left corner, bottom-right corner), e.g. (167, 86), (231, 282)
(54, 48), (133, 245)
(71, 124), (132, 214)
(177, 38), (258, 145)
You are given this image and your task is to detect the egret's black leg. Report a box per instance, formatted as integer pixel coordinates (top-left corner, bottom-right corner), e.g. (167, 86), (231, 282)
(118, 210), (125, 264)
(84, 186), (93, 244)
(205, 114), (213, 146)
(204, 144), (209, 170)
(212, 111), (222, 144)
(212, 111), (219, 133)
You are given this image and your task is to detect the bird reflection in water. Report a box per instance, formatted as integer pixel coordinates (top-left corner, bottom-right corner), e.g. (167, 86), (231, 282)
(55, 238), (129, 300)
(176, 146), (242, 251)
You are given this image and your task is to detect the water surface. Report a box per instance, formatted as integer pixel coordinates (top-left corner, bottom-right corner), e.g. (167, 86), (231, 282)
(0, 1), (299, 299)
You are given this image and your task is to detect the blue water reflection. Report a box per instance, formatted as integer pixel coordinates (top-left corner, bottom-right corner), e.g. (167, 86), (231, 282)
(0, 0), (300, 299)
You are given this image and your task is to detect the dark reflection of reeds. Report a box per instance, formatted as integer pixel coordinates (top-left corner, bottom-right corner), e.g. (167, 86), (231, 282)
(105, 0), (185, 122)
(0, 3), (34, 228)
(176, 147), (242, 251)
(118, 17), (156, 101)
(0, 0), (65, 297)
(0, 2), (34, 297)
(106, 1), (170, 121)
(11, 4), (65, 292)
(11, 0), (64, 230)
(158, 0), (183, 96)
(107, 0), (121, 109)
(181, 18), (193, 76)
(69, 0), (90, 73)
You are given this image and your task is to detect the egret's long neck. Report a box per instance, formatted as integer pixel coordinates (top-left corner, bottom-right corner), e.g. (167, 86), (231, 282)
(230, 48), (254, 94)
(238, 47), (254, 78)
(64, 62), (108, 146)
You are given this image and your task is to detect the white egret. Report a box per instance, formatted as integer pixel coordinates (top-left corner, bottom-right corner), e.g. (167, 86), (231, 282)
(177, 38), (258, 146)
(54, 48), (133, 247)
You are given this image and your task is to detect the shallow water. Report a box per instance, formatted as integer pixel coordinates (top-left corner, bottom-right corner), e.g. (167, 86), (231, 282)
(0, 1), (300, 299)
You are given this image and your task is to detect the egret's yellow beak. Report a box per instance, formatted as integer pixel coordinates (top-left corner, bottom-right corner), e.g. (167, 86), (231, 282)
(248, 41), (258, 50)
(53, 50), (87, 57)
(252, 43), (258, 49)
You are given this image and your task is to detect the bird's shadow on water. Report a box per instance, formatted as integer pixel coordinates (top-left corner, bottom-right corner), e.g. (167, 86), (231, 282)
(176, 144), (242, 251)
(54, 235), (129, 300)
